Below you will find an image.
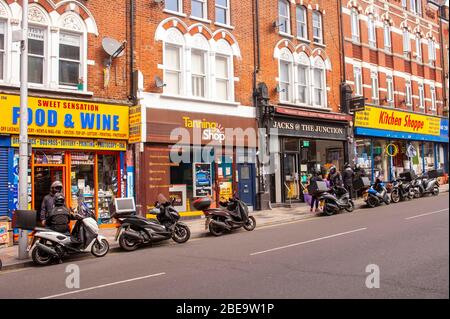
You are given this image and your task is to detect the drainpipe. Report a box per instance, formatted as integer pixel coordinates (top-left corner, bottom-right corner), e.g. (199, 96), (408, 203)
(437, 7), (448, 116)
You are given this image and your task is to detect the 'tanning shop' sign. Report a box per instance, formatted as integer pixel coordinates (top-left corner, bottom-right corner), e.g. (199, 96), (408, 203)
(0, 94), (129, 140)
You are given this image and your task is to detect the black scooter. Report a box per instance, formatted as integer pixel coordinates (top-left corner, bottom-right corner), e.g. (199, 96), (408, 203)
(318, 186), (355, 216)
(390, 178), (415, 203)
(114, 194), (190, 251)
(193, 196), (256, 236)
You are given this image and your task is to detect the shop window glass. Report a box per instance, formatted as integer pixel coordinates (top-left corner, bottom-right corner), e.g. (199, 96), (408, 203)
(59, 32), (81, 87)
(28, 26), (45, 84)
(423, 142), (435, 172)
(98, 155), (118, 224)
(70, 152), (95, 213)
(373, 140), (388, 181)
(34, 151), (65, 164)
(355, 139), (372, 181)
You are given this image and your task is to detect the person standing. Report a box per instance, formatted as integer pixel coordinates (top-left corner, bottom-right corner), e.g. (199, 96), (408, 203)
(342, 163), (355, 199)
(40, 181), (63, 226)
(309, 170), (323, 213)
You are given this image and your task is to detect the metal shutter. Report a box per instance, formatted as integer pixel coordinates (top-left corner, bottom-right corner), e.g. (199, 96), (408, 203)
(0, 148), (8, 216)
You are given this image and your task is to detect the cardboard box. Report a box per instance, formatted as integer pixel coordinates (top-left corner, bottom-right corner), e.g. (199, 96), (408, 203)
(0, 221), (13, 247)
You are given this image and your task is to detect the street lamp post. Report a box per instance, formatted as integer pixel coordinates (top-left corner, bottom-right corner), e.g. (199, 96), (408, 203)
(18, 0), (29, 260)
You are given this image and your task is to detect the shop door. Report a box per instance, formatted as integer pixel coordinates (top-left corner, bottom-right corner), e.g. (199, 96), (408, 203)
(33, 166), (66, 220)
(283, 153), (300, 201)
(237, 163), (255, 208)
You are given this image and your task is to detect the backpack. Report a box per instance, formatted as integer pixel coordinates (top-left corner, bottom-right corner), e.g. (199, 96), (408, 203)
(47, 206), (70, 233)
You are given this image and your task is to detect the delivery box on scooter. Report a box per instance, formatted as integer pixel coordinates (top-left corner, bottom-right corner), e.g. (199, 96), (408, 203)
(427, 169), (444, 179)
(193, 197), (212, 211)
(307, 181), (328, 195)
(353, 177), (371, 190)
(399, 171), (415, 182)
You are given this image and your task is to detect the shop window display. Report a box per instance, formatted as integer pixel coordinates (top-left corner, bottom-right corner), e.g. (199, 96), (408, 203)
(355, 139), (372, 181)
(423, 142), (435, 172)
(71, 152), (95, 213)
(372, 140), (388, 181)
(97, 155), (119, 224)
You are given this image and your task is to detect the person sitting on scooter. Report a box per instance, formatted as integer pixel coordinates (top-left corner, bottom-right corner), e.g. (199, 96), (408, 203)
(45, 193), (72, 234)
(328, 166), (343, 188)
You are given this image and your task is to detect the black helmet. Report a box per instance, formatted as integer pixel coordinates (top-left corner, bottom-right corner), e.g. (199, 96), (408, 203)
(54, 193), (65, 206)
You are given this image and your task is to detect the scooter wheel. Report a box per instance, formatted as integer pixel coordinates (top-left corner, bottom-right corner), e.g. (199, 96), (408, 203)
(366, 197), (377, 208)
(172, 224), (191, 243)
(92, 239), (109, 257)
(118, 234), (139, 251)
(209, 219), (226, 237)
(345, 201), (355, 212)
(323, 202), (334, 216)
(390, 190), (400, 203)
(432, 186), (439, 196)
(31, 245), (53, 266)
(243, 216), (256, 231)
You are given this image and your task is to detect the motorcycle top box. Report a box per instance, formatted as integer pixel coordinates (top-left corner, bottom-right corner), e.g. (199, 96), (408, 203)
(307, 181), (328, 195)
(353, 177), (371, 190)
(399, 171), (415, 182)
(427, 169), (444, 179)
(193, 197), (212, 211)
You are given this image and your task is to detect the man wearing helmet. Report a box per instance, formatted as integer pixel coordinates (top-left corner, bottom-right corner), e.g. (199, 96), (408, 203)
(46, 193), (71, 234)
(40, 181), (63, 226)
(327, 165), (343, 188)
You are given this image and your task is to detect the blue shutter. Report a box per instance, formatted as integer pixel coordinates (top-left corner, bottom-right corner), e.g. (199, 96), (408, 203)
(0, 148), (8, 216)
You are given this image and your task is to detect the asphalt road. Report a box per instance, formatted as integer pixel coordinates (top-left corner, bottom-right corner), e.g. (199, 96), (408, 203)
(1, 193), (448, 299)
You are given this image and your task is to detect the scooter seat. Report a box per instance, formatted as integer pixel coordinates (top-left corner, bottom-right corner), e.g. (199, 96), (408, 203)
(34, 227), (57, 232)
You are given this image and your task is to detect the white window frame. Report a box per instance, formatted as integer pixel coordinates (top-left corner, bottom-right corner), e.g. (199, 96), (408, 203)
(402, 0), (407, 9)
(215, 0), (230, 25)
(28, 25), (47, 86)
(403, 28), (410, 54)
(58, 31), (83, 89)
(278, 0), (291, 35)
(279, 59), (292, 102)
(0, 20), (6, 82)
(430, 86), (436, 112)
(405, 80), (412, 108)
(191, 49), (207, 98)
(370, 71), (379, 103)
(410, 0), (417, 14)
(296, 63), (309, 105)
(383, 22), (391, 53)
(386, 75), (394, 106)
(165, 0), (183, 14)
(417, 0), (422, 15)
(415, 35), (422, 62)
(312, 59), (326, 108)
(353, 66), (363, 96)
(215, 54), (233, 101)
(163, 43), (183, 95)
(191, 0), (207, 19)
(351, 8), (360, 43)
(418, 83), (425, 110)
(428, 39), (436, 63)
(296, 6), (307, 40)
(368, 15), (377, 48)
(312, 11), (323, 44)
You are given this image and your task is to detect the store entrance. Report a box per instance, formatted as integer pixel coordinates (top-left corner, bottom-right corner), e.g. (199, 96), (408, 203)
(283, 152), (300, 202)
(33, 166), (66, 221)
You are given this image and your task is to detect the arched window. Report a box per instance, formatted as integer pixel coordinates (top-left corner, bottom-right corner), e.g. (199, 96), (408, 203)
(296, 52), (310, 104)
(351, 8), (360, 42)
(190, 34), (210, 98)
(28, 5), (50, 85)
(215, 39), (234, 101)
(312, 57), (326, 107)
(279, 48), (293, 102)
(163, 28), (185, 95)
(368, 15), (376, 48)
(383, 21), (391, 53)
(296, 6), (307, 40)
(58, 13), (87, 89)
(312, 11), (323, 44)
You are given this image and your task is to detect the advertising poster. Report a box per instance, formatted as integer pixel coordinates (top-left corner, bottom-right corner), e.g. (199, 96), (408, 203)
(193, 163), (212, 197)
(219, 181), (233, 202)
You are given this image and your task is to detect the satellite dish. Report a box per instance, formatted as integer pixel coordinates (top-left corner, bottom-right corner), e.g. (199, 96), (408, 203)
(155, 76), (166, 88)
(102, 37), (127, 67)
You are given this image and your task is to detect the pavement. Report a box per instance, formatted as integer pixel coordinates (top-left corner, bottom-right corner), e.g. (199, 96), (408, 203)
(0, 191), (448, 299)
(1, 183), (448, 272)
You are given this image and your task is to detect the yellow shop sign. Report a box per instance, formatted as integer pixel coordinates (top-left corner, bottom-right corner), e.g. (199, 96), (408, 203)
(0, 94), (129, 140)
(355, 106), (441, 136)
(11, 136), (127, 151)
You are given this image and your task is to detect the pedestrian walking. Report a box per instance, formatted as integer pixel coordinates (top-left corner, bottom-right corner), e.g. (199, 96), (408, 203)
(342, 163), (355, 199)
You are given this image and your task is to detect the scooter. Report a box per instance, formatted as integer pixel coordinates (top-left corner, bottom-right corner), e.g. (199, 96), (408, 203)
(413, 175), (440, 197)
(364, 180), (391, 208)
(29, 202), (109, 266)
(318, 186), (355, 216)
(193, 196), (256, 236)
(114, 194), (190, 251)
(390, 178), (415, 203)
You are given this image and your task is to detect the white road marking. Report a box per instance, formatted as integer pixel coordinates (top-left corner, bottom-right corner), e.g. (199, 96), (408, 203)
(405, 208), (449, 220)
(250, 227), (367, 256)
(40, 272), (166, 299)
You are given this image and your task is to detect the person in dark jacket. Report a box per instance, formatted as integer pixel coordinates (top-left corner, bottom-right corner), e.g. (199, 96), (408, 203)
(309, 170), (323, 213)
(41, 181), (63, 226)
(342, 163), (355, 199)
(327, 166), (342, 188)
(46, 193), (71, 234)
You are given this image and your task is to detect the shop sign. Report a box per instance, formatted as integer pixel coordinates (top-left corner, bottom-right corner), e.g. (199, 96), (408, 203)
(11, 136), (127, 151)
(183, 116), (225, 142)
(270, 118), (347, 140)
(0, 94), (129, 140)
(129, 105), (142, 143)
(355, 106), (441, 136)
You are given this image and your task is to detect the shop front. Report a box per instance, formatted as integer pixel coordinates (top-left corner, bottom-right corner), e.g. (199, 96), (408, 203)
(138, 109), (258, 216)
(354, 106), (449, 182)
(0, 94), (130, 227)
(268, 107), (351, 204)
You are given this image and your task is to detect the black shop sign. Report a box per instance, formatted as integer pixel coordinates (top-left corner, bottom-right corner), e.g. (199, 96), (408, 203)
(270, 117), (347, 140)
